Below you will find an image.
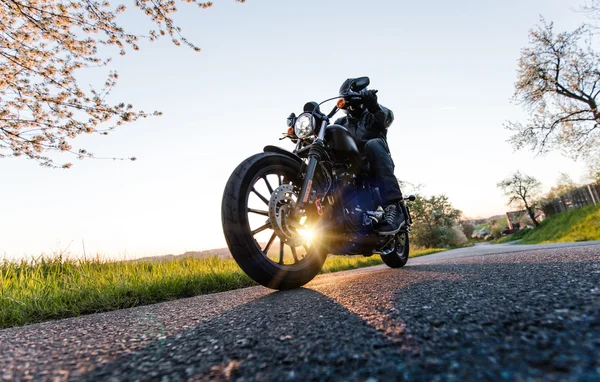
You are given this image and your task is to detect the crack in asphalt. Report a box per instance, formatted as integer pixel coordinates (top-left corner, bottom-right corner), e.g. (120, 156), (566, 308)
(1, 243), (599, 381)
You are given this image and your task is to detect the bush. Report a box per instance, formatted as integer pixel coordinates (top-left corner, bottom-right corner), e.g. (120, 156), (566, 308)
(460, 221), (475, 239)
(451, 225), (469, 246)
(410, 194), (462, 248)
(490, 218), (509, 239)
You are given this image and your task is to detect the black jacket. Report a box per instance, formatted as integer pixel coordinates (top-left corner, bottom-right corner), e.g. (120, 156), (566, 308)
(334, 105), (394, 152)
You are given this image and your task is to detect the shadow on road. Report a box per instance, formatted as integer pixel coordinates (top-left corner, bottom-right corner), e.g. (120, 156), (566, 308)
(80, 255), (600, 381)
(81, 287), (418, 381)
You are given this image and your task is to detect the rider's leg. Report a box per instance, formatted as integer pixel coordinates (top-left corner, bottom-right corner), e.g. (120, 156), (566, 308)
(364, 138), (405, 235)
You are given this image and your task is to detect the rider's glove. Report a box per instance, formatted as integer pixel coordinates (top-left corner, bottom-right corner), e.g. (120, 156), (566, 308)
(360, 89), (380, 112)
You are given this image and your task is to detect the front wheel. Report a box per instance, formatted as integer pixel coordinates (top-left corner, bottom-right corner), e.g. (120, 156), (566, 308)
(381, 231), (409, 268)
(221, 152), (328, 289)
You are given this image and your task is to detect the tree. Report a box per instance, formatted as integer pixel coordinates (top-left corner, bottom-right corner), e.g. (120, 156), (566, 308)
(497, 171), (542, 228)
(585, 158), (600, 184)
(544, 172), (579, 200)
(580, 0), (600, 28)
(506, 20), (600, 160)
(410, 194), (462, 248)
(0, 0), (244, 168)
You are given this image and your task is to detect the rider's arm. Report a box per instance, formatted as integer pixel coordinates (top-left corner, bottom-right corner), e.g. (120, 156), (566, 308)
(364, 106), (387, 135)
(369, 105), (386, 129)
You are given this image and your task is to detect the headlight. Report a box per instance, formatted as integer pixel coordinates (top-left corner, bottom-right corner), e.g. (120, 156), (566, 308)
(294, 113), (315, 139)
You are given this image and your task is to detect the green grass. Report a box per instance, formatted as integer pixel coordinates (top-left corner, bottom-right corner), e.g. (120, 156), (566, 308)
(0, 255), (255, 330)
(320, 247), (448, 273)
(0, 247), (448, 329)
(409, 247), (449, 258)
(518, 204), (600, 244)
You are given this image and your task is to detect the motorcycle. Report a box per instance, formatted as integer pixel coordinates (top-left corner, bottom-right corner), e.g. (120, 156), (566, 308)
(221, 77), (415, 289)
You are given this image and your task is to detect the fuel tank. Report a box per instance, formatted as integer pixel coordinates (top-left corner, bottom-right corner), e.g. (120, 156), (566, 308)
(325, 124), (362, 168)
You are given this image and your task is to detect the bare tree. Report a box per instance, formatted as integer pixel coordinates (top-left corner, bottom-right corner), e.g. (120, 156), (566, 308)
(497, 171), (542, 228)
(0, 0), (245, 168)
(580, 0), (600, 26)
(506, 20), (600, 160)
(585, 158), (600, 184)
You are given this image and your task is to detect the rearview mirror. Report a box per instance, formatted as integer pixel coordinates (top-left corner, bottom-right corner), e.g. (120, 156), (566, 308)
(351, 77), (370, 92)
(407, 195), (416, 202)
(287, 113), (296, 128)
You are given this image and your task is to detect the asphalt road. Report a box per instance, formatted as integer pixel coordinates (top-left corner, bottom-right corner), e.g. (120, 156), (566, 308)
(1, 242), (599, 381)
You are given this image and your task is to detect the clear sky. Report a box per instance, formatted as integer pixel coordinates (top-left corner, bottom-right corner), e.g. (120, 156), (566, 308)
(0, 0), (592, 260)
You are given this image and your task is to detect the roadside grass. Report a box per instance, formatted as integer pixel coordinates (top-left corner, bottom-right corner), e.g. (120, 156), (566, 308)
(0, 255), (255, 330)
(0, 247), (447, 329)
(518, 204), (600, 244)
(320, 247), (448, 273)
(490, 204), (600, 245)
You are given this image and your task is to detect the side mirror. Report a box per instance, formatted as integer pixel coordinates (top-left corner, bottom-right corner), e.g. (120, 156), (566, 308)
(351, 77), (370, 92)
(406, 195), (416, 202)
(287, 113), (296, 128)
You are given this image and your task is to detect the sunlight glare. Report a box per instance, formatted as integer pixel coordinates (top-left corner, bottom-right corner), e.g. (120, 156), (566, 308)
(297, 228), (314, 242)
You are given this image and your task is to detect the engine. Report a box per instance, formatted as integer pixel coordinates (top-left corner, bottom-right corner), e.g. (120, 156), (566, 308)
(338, 176), (383, 234)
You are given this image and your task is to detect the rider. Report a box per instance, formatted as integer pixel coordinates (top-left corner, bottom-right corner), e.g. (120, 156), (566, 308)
(335, 78), (405, 235)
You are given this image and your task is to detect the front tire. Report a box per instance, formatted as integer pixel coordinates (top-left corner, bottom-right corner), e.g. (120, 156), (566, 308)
(381, 231), (409, 268)
(221, 152), (328, 289)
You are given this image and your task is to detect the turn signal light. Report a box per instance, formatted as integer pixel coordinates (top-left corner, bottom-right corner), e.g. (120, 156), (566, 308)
(287, 127), (294, 135)
(336, 98), (346, 109)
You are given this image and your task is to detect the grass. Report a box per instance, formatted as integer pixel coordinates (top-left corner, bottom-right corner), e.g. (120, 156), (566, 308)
(0, 247), (448, 330)
(490, 204), (600, 245)
(0, 255), (255, 330)
(518, 204), (600, 244)
(320, 247), (448, 273)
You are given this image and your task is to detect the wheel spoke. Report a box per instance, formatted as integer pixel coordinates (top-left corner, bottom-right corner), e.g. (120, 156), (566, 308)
(263, 176), (274, 194)
(302, 243), (310, 254)
(290, 246), (299, 263)
(252, 187), (269, 205)
(263, 232), (276, 254)
(248, 208), (269, 217)
(279, 241), (284, 264)
(251, 223), (271, 236)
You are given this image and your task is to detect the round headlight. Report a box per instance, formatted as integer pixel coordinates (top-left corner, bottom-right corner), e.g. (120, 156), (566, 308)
(294, 113), (315, 139)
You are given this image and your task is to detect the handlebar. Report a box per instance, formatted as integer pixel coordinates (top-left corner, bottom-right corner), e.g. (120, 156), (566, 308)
(321, 89), (380, 120)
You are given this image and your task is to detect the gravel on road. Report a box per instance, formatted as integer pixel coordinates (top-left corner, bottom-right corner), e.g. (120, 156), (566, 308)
(1, 244), (599, 381)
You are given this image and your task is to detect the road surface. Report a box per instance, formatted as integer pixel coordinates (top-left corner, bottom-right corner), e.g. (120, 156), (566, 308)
(1, 242), (599, 381)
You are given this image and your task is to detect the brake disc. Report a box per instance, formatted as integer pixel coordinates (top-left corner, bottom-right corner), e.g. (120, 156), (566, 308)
(268, 184), (306, 247)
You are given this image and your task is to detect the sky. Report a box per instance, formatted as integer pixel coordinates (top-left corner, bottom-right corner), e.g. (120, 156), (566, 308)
(0, 0), (593, 260)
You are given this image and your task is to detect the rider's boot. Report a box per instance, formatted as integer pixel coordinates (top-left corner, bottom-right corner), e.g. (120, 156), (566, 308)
(378, 202), (406, 235)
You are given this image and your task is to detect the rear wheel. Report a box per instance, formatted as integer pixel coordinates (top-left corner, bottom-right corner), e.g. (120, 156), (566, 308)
(381, 231), (409, 268)
(221, 152), (328, 289)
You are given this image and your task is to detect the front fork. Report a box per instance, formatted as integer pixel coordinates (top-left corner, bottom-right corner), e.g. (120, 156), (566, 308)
(295, 120), (328, 215)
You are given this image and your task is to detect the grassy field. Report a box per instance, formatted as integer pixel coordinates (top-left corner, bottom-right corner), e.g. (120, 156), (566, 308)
(519, 204), (600, 244)
(494, 204), (600, 244)
(0, 247), (446, 329)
